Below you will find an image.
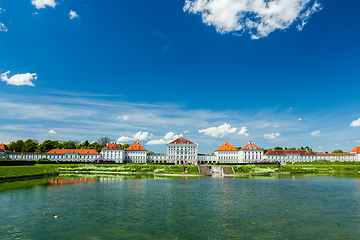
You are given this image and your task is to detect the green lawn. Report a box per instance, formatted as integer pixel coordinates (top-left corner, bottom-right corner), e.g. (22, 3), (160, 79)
(0, 165), (59, 179)
(232, 163), (360, 174)
(59, 164), (200, 174)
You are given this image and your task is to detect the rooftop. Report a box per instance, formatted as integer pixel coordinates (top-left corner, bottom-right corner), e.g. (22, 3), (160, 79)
(169, 137), (194, 144)
(126, 141), (147, 151)
(239, 141), (262, 150)
(215, 142), (238, 151)
(47, 149), (100, 155)
(102, 143), (123, 150)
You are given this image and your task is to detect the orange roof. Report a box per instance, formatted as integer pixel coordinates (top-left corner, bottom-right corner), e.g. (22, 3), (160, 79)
(126, 141), (147, 151)
(0, 144), (9, 152)
(350, 146), (360, 153)
(265, 150), (316, 156)
(316, 153), (355, 156)
(240, 141), (262, 150)
(47, 149), (99, 155)
(102, 143), (123, 150)
(215, 142), (238, 151)
(169, 137), (194, 144)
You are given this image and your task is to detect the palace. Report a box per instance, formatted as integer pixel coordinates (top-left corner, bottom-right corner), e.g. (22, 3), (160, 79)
(1, 138), (360, 164)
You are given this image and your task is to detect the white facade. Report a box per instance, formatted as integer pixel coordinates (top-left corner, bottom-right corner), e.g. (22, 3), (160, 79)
(101, 143), (126, 163)
(147, 154), (167, 163)
(125, 141), (148, 163)
(166, 138), (198, 165)
(216, 151), (239, 163)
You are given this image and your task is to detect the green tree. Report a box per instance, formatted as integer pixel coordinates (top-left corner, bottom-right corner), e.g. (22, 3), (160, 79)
(148, 151), (155, 155)
(21, 139), (38, 152)
(7, 140), (25, 152)
(332, 150), (344, 153)
(98, 137), (110, 146)
(274, 146), (283, 150)
(61, 140), (76, 149)
(88, 142), (104, 152)
(121, 143), (130, 149)
(36, 140), (56, 153)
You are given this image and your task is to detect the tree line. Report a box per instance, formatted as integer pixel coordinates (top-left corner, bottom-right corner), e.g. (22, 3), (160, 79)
(5, 137), (131, 153)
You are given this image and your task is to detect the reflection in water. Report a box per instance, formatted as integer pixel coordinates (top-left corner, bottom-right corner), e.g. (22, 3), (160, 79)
(48, 178), (99, 186)
(0, 174), (360, 239)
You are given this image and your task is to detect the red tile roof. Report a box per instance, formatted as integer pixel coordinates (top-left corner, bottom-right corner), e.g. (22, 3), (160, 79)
(350, 146), (360, 153)
(0, 144), (9, 152)
(8, 152), (46, 155)
(265, 150), (317, 155)
(240, 141), (262, 150)
(126, 141), (147, 151)
(102, 143), (123, 150)
(316, 153), (355, 156)
(169, 137), (194, 144)
(215, 142), (238, 151)
(47, 149), (100, 155)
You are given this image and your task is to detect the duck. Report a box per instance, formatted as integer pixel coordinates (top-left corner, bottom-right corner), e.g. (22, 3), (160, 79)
(53, 215), (59, 219)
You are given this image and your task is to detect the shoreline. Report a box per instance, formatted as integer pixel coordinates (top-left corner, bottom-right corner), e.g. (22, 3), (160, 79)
(60, 170), (211, 177)
(0, 173), (59, 183)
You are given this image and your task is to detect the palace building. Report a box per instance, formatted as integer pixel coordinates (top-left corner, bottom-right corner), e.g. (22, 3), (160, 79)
(1, 139), (360, 164)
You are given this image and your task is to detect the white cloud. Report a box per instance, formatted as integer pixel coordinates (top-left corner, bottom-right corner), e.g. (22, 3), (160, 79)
(298, 118), (302, 121)
(184, 0), (322, 39)
(264, 132), (280, 139)
(183, 130), (188, 134)
(0, 23), (8, 32)
(199, 123), (237, 137)
(117, 131), (151, 143)
(261, 123), (269, 128)
(274, 125), (279, 128)
(355, 140), (360, 143)
(117, 115), (129, 121)
(31, 0), (57, 9)
(350, 118), (360, 127)
(147, 139), (169, 145)
(147, 132), (184, 145)
(164, 132), (183, 140)
(237, 126), (249, 136)
(117, 136), (131, 143)
(48, 130), (57, 134)
(1, 71), (37, 86)
(319, 146), (323, 149)
(0, 8), (4, 13)
(69, 10), (79, 20)
(310, 130), (320, 136)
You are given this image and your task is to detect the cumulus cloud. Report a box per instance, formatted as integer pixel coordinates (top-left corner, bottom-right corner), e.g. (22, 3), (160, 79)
(264, 132), (280, 139)
(164, 132), (183, 140)
(199, 123), (237, 137)
(147, 132), (184, 145)
(237, 126), (249, 136)
(183, 130), (189, 134)
(183, 0), (322, 39)
(355, 140), (360, 143)
(310, 130), (320, 136)
(31, 0), (57, 9)
(48, 130), (57, 134)
(1, 71), (37, 86)
(147, 139), (169, 145)
(319, 146), (323, 149)
(350, 118), (360, 127)
(117, 131), (151, 143)
(298, 118), (302, 121)
(117, 115), (129, 121)
(0, 23), (7, 32)
(69, 10), (79, 20)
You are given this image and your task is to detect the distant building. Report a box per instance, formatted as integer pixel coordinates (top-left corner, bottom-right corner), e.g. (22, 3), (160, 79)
(0, 144), (9, 158)
(46, 149), (101, 161)
(101, 142), (126, 163)
(215, 142), (239, 164)
(265, 146), (360, 163)
(166, 137), (198, 165)
(126, 141), (147, 163)
(238, 141), (263, 163)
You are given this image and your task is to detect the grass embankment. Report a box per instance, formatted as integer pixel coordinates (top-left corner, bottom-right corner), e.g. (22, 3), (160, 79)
(59, 164), (200, 174)
(0, 165), (58, 179)
(232, 162), (360, 174)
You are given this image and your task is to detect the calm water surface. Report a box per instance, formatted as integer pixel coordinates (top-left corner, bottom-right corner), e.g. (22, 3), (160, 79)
(1, 174), (360, 239)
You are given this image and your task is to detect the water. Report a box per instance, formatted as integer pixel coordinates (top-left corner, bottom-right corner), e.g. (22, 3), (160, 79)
(1, 174), (360, 239)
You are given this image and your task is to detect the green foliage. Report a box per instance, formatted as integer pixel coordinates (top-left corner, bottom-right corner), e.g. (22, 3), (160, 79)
(61, 140), (76, 149)
(21, 139), (39, 152)
(121, 143), (130, 149)
(0, 165), (58, 178)
(148, 151), (155, 155)
(332, 150), (344, 153)
(274, 146), (283, 150)
(7, 140), (25, 152)
(36, 140), (56, 153)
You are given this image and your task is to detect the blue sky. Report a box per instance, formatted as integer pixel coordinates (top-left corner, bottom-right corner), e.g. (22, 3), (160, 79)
(0, 0), (359, 153)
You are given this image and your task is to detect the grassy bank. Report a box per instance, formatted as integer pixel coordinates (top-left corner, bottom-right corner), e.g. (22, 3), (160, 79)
(0, 165), (59, 179)
(59, 164), (200, 174)
(232, 163), (360, 174)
